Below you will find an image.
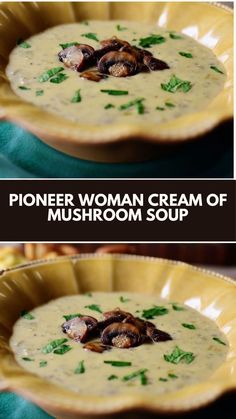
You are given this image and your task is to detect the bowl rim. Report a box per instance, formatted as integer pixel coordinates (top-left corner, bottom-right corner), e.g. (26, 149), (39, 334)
(0, 1), (233, 148)
(0, 253), (236, 416)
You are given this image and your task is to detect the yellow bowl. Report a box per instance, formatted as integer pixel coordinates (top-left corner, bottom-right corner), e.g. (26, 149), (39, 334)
(0, 2), (233, 162)
(0, 254), (236, 418)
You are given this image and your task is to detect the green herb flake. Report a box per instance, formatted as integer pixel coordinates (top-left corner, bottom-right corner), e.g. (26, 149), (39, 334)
(116, 24), (127, 31)
(38, 67), (64, 83)
(142, 305), (168, 319)
(53, 344), (71, 355)
(104, 103), (115, 109)
(22, 357), (34, 361)
(210, 65), (224, 75)
(108, 374), (118, 380)
(101, 89), (129, 96)
(50, 73), (68, 84)
(179, 51), (193, 58)
(139, 34), (166, 48)
(122, 368), (148, 382)
(63, 313), (82, 321)
(39, 360), (47, 368)
(161, 75), (192, 93)
(182, 323), (196, 330)
(18, 86), (31, 91)
(168, 373), (178, 379)
(20, 310), (35, 320)
(42, 338), (68, 354)
(119, 296), (130, 303)
(140, 370), (148, 385)
(104, 360), (132, 367)
(71, 89), (81, 103)
(136, 100), (145, 114)
(165, 102), (175, 108)
(74, 360), (85, 374)
(82, 33), (99, 42)
(172, 303), (184, 311)
(59, 42), (79, 49)
(159, 377), (168, 382)
(156, 106), (165, 111)
(36, 89), (44, 96)
(164, 346), (195, 365)
(169, 32), (182, 40)
(85, 304), (102, 313)
(119, 98), (145, 111)
(213, 337), (226, 346)
(17, 39), (31, 49)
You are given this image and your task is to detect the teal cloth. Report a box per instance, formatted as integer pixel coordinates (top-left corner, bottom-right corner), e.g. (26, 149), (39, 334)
(0, 392), (53, 419)
(0, 121), (233, 178)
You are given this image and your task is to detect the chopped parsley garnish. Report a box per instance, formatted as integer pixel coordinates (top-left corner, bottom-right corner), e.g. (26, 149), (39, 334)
(63, 313), (82, 321)
(119, 98), (145, 113)
(161, 75), (192, 93)
(82, 33), (99, 42)
(104, 360), (132, 367)
(42, 338), (68, 354)
(159, 377), (168, 382)
(182, 323), (196, 330)
(104, 103), (115, 109)
(139, 34), (165, 48)
(50, 73), (68, 84)
(101, 89), (129, 96)
(108, 374), (118, 380)
(141, 305), (168, 319)
(20, 310), (35, 320)
(213, 337), (226, 346)
(53, 344), (72, 355)
(119, 296), (130, 303)
(169, 32), (182, 40)
(210, 65), (224, 74)
(179, 51), (193, 58)
(122, 369), (148, 385)
(18, 86), (31, 90)
(39, 360), (47, 368)
(59, 42), (79, 49)
(156, 106), (165, 111)
(164, 346), (195, 364)
(71, 89), (82, 103)
(74, 360), (85, 374)
(116, 24), (127, 31)
(85, 304), (102, 313)
(22, 357), (34, 361)
(17, 39), (31, 48)
(168, 373), (178, 379)
(165, 102), (175, 108)
(36, 90), (44, 96)
(172, 303), (184, 311)
(38, 67), (64, 83)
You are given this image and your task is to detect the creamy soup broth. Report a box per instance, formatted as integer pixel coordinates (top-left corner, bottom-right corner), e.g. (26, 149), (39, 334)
(11, 292), (228, 396)
(6, 21), (226, 126)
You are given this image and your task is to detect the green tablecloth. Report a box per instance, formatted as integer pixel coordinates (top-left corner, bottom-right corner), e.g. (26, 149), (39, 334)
(0, 392), (53, 419)
(0, 121), (233, 178)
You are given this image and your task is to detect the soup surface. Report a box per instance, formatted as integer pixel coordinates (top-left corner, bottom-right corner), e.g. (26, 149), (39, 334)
(11, 292), (228, 396)
(6, 21), (226, 126)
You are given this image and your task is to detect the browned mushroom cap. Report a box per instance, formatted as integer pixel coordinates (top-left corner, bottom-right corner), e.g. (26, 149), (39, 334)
(83, 341), (110, 353)
(98, 51), (138, 77)
(100, 36), (130, 50)
(80, 70), (108, 82)
(58, 44), (95, 71)
(98, 308), (132, 331)
(62, 315), (98, 343)
(101, 322), (141, 348)
(120, 45), (152, 63)
(143, 55), (169, 71)
(146, 326), (172, 342)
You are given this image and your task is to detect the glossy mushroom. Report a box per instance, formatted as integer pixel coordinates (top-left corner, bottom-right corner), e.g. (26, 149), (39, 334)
(80, 70), (107, 82)
(58, 44), (95, 71)
(146, 325), (172, 342)
(101, 322), (141, 348)
(143, 55), (170, 71)
(98, 51), (138, 77)
(83, 341), (109, 353)
(62, 315), (98, 343)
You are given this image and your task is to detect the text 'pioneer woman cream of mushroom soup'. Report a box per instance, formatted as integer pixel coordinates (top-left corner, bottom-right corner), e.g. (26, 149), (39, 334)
(7, 21), (226, 126)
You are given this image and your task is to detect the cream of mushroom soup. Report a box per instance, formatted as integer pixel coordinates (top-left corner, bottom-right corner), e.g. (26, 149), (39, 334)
(10, 292), (228, 396)
(6, 21), (226, 127)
